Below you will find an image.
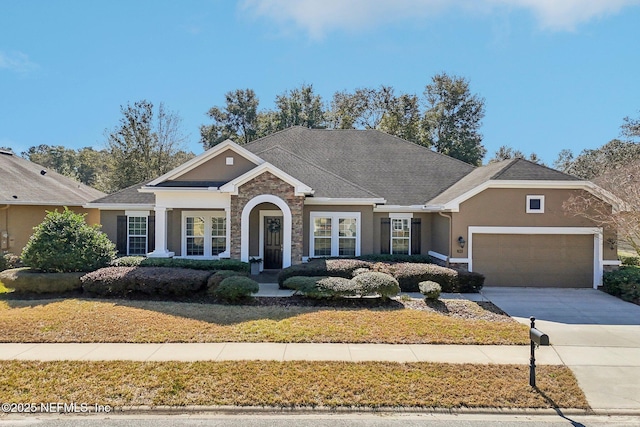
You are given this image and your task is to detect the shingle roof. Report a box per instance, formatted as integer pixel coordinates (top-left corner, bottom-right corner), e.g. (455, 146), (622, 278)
(427, 158), (583, 206)
(90, 180), (155, 205)
(0, 151), (105, 205)
(244, 127), (474, 205)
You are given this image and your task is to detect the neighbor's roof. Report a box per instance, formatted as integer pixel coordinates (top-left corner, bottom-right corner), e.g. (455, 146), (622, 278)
(0, 150), (105, 205)
(427, 158), (583, 206)
(90, 180), (156, 206)
(244, 127), (474, 205)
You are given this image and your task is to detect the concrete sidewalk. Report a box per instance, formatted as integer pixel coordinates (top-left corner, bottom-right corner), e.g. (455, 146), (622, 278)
(0, 342), (561, 364)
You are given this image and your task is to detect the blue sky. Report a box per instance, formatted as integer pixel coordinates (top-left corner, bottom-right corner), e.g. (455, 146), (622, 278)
(1, 0), (639, 165)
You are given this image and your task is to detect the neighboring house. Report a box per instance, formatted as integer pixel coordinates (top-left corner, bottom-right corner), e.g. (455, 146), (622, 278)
(0, 149), (105, 255)
(86, 127), (620, 288)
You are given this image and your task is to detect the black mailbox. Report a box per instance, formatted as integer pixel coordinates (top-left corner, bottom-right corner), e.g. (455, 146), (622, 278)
(530, 328), (549, 346)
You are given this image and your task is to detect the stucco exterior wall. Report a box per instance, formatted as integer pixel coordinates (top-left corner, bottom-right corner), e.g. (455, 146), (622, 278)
(2, 205), (99, 255)
(451, 188), (617, 261)
(431, 213), (451, 257)
(172, 148), (256, 183)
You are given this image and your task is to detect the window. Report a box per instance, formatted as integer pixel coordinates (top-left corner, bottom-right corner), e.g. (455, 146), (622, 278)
(127, 216), (147, 255)
(211, 216), (227, 256)
(526, 195), (545, 213)
(310, 212), (360, 257)
(183, 211), (228, 258)
(391, 218), (410, 254)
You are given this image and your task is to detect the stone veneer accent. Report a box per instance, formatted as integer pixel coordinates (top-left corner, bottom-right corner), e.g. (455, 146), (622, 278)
(229, 171), (305, 265)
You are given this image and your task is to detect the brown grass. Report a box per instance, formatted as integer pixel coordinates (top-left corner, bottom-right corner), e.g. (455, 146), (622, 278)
(0, 360), (587, 409)
(0, 299), (528, 344)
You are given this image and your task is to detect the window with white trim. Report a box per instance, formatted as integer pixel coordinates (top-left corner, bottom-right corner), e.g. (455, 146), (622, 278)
(183, 211), (228, 257)
(526, 195), (545, 213)
(127, 216), (147, 255)
(391, 218), (410, 254)
(310, 212), (360, 257)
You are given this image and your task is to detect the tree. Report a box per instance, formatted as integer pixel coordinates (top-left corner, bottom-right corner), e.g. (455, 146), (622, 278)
(200, 89), (259, 148)
(106, 100), (191, 191)
(564, 159), (640, 256)
(330, 86), (396, 130)
(273, 84), (326, 130)
(554, 139), (640, 179)
(489, 145), (543, 165)
(378, 93), (422, 144)
(22, 145), (79, 179)
(422, 73), (486, 165)
(562, 112), (640, 255)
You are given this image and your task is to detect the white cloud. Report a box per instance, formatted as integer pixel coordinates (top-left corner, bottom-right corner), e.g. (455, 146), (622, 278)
(240, 0), (640, 38)
(0, 51), (38, 74)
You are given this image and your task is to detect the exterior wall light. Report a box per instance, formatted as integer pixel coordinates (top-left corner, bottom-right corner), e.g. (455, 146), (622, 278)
(457, 236), (466, 249)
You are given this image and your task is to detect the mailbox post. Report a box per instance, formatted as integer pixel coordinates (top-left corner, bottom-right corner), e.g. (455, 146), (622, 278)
(529, 316), (549, 388)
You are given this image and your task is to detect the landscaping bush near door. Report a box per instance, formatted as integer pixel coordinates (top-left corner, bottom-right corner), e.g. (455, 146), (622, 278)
(210, 276), (259, 302)
(111, 256), (249, 272)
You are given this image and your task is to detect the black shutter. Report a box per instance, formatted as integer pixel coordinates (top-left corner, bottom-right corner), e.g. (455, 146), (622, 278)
(116, 215), (127, 255)
(147, 216), (155, 253)
(411, 218), (421, 255)
(380, 218), (391, 254)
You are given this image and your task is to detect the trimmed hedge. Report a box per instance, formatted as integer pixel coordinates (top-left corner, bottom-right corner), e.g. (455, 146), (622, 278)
(419, 280), (441, 300)
(111, 256), (249, 272)
(357, 254), (435, 264)
(603, 266), (640, 304)
(278, 259), (371, 288)
(212, 276), (259, 302)
(0, 267), (83, 293)
(283, 276), (336, 299)
(378, 263), (457, 292)
(280, 259), (484, 293)
(351, 272), (400, 299)
(207, 270), (249, 294)
(455, 270), (485, 293)
(81, 266), (212, 296)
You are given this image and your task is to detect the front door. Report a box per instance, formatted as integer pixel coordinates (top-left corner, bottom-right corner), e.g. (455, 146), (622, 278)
(263, 216), (283, 269)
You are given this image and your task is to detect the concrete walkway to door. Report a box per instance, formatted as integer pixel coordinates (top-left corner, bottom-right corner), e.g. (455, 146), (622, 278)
(480, 287), (640, 413)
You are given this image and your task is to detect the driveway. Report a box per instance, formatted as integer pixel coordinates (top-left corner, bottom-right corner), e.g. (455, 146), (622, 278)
(480, 287), (640, 413)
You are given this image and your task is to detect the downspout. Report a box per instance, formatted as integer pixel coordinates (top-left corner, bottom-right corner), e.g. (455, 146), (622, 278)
(438, 211), (452, 266)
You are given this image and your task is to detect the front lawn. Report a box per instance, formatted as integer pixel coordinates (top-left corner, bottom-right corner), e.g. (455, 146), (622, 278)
(0, 298), (529, 345)
(0, 360), (588, 409)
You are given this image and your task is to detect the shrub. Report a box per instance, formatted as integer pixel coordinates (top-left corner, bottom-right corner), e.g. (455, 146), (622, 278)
(278, 259), (371, 288)
(419, 280), (441, 300)
(352, 267), (370, 277)
(358, 254), (435, 264)
(139, 257), (249, 272)
(382, 263), (458, 292)
(111, 256), (145, 267)
(283, 276), (336, 299)
(81, 266), (211, 296)
(455, 270), (485, 293)
(620, 255), (640, 266)
(212, 276), (259, 302)
(350, 272), (400, 299)
(603, 266), (640, 304)
(0, 267), (83, 293)
(207, 270), (249, 294)
(21, 208), (116, 273)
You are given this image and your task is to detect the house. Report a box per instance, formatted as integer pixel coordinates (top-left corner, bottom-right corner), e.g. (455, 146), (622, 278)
(86, 127), (620, 288)
(0, 149), (105, 255)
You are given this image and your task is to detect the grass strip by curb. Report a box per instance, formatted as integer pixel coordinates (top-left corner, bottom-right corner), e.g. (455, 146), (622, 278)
(0, 361), (588, 410)
(0, 299), (528, 345)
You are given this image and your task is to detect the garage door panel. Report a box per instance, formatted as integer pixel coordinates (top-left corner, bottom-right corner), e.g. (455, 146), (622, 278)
(473, 234), (593, 288)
